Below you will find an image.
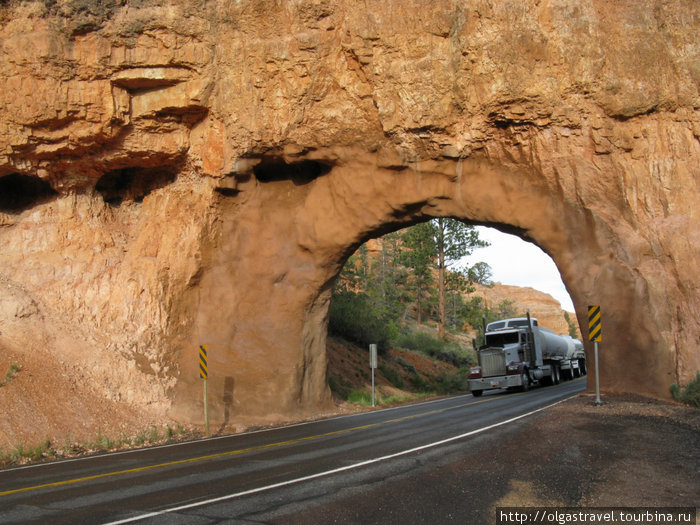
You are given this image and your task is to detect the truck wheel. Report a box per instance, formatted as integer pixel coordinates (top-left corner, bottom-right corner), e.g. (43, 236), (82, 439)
(521, 373), (529, 392)
(580, 360), (587, 375)
(472, 390), (483, 397)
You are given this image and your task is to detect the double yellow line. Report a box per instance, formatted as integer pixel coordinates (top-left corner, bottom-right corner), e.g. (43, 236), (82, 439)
(1, 397), (486, 497)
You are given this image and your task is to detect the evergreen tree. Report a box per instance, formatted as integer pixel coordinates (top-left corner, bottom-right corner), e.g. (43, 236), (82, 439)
(331, 220), (492, 347)
(564, 311), (579, 338)
(468, 261), (493, 286)
(497, 299), (517, 319)
(432, 218), (488, 339)
(369, 232), (408, 322)
(334, 244), (369, 293)
(399, 222), (436, 325)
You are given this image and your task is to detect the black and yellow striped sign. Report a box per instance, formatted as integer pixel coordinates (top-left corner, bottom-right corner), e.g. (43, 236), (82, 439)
(199, 345), (208, 379)
(588, 305), (602, 342)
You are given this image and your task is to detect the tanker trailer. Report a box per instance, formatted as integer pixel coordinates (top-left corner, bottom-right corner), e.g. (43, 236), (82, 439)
(536, 329), (586, 380)
(468, 311), (586, 397)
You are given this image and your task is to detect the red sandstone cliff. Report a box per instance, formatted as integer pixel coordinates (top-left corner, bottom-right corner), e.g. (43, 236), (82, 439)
(0, 1), (697, 439)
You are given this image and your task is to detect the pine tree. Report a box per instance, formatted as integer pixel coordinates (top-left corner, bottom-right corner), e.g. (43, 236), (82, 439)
(332, 220), (491, 345)
(399, 222), (435, 326)
(432, 218), (488, 339)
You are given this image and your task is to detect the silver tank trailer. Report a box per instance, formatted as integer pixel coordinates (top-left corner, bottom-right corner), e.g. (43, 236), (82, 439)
(535, 328), (578, 359)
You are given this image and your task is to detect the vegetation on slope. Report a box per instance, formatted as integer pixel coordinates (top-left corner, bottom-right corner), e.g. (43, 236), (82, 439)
(328, 220), (516, 404)
(670, 372), (700, 408)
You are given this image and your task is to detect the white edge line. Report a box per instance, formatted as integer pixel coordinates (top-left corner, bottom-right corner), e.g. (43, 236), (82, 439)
(3, 393), (473, 473)
(102, 393), (578, 525)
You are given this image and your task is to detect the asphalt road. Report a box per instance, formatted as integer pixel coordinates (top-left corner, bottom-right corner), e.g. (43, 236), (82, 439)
(0, 378), (585, 524)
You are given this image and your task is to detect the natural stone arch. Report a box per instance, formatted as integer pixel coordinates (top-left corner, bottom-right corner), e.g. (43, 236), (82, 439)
(0, 1), (697, 429)
(169, 133), (695, 423)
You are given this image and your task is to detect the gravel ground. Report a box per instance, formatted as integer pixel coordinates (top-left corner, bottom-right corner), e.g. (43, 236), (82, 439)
(496, 393), (699, 508)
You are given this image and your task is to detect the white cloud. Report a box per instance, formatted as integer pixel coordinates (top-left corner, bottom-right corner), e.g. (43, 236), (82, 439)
(461, 226), (575, 312)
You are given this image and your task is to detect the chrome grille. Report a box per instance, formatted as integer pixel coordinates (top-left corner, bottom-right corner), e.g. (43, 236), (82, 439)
(480, 348), (506, 377)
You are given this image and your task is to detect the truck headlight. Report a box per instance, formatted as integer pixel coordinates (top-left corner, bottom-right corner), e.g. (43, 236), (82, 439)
(506, 364), (521, 375)
(468, 366), (482, 379)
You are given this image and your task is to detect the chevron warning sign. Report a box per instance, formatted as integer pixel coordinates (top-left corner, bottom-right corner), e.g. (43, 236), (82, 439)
(588, 305), (602, 343)
(199, 345), (208, 379)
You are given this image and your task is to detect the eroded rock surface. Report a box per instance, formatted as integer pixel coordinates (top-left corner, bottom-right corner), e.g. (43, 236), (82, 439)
(0, 0), (698, 428)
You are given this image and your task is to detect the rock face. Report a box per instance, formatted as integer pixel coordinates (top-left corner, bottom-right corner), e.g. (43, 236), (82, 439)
(0, 1), (698, 428)
(472, 283), (580, 339)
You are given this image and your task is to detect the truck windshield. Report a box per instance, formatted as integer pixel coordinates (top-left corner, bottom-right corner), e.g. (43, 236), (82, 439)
(487, 321), (506, 330)
(485, 331), (519, 347)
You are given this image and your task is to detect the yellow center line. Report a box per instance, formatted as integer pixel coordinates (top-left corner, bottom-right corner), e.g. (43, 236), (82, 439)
(0, 396), (494, 497)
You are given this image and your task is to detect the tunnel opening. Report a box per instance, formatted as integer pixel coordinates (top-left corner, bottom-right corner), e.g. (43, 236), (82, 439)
(325, 219), (582, 405)
(0, 173), (58, 214)
(95, 165), (178, 206)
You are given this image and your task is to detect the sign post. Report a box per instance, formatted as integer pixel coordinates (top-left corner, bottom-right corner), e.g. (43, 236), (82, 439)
(369, 344), (378, 407)
(199, 345), (210, 436)
(587, 305), (602, 406)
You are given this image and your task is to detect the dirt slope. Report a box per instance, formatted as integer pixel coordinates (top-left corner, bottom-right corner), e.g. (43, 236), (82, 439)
(326, 337), (459, 402)
(0, 341), (168, 455)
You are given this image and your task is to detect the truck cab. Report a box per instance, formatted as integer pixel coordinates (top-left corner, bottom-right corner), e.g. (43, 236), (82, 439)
(468, 318), (538, 396)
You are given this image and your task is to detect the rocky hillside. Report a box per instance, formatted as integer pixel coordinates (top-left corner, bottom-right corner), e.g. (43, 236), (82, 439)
(471, 282), (580, 339)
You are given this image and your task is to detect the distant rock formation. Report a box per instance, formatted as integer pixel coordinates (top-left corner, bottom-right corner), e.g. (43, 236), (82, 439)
(471, 283), (580, 339)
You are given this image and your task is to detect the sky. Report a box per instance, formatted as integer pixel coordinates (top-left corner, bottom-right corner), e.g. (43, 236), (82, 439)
(462, 226), (575, 312)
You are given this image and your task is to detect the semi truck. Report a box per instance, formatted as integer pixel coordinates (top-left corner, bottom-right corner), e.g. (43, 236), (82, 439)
(468, 311), (586, 397)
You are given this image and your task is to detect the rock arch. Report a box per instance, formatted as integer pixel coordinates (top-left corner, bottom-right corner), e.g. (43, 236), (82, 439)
(169, 137), (695, 423)
(0, 1), (697, 426)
